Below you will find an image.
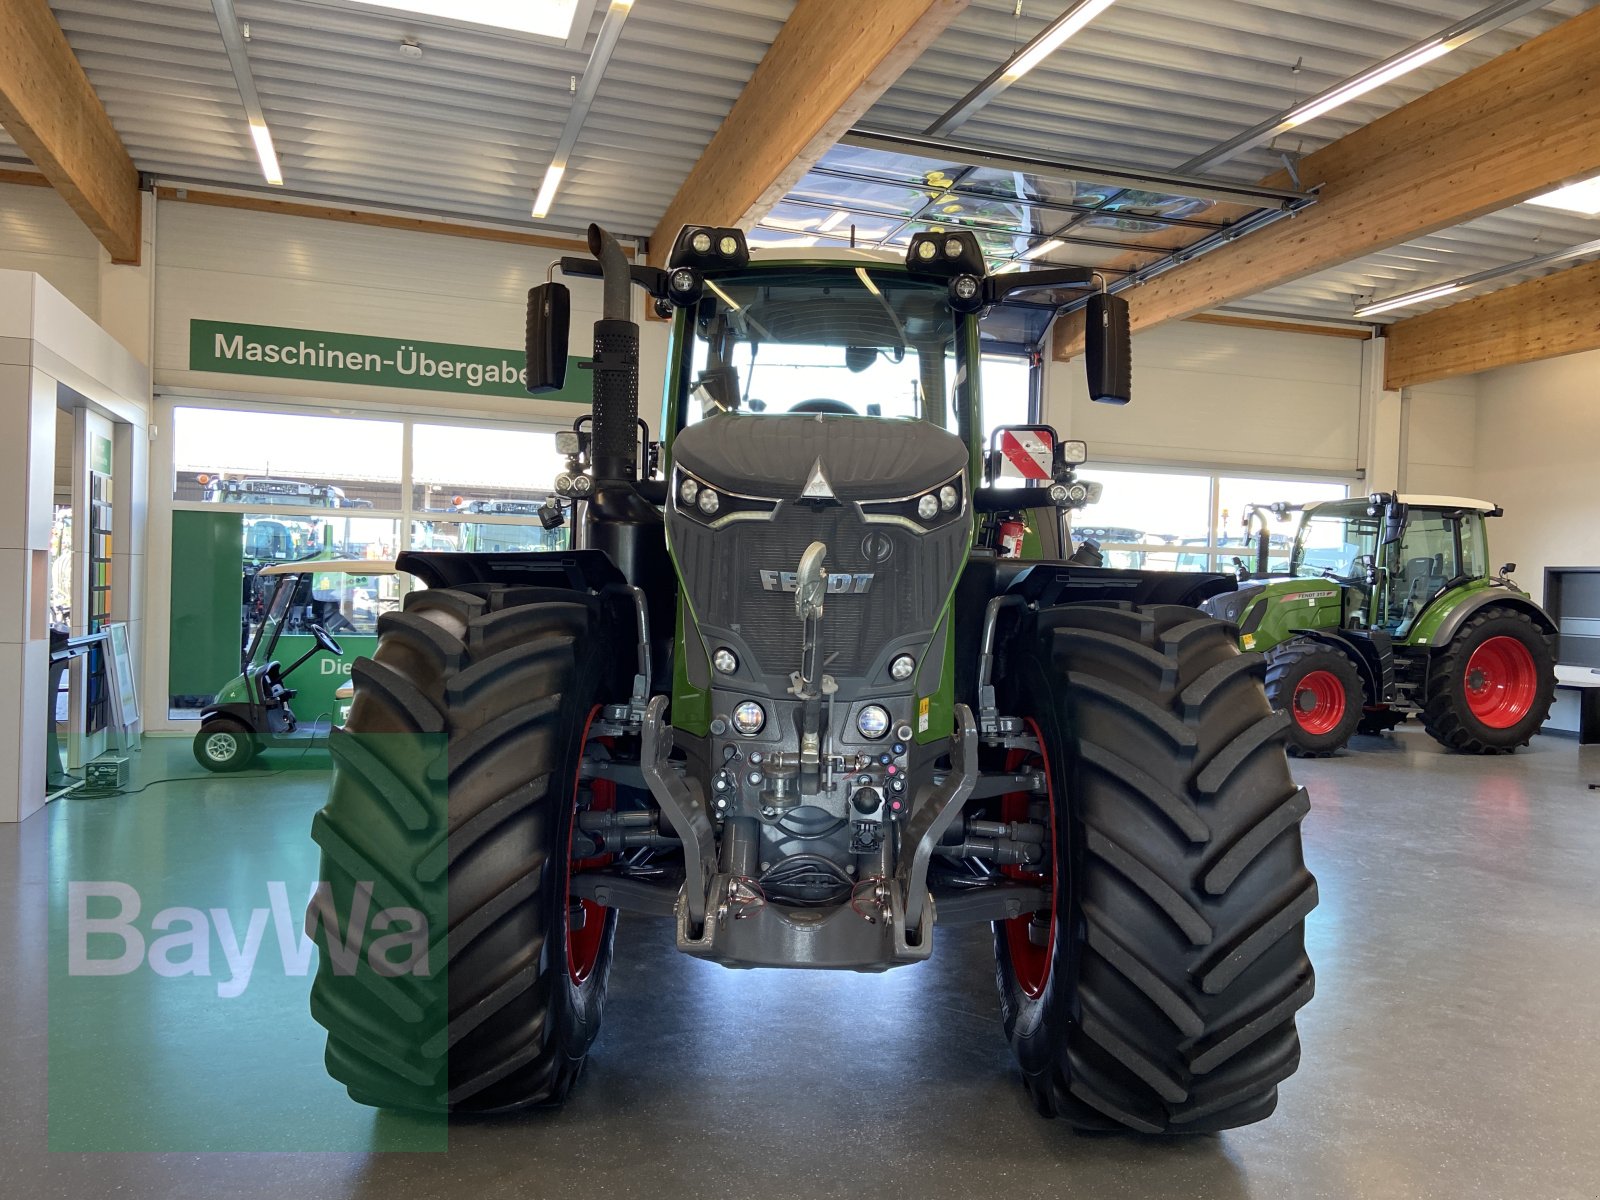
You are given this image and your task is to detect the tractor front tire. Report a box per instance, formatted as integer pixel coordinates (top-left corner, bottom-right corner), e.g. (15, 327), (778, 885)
(1420, 607), (1556, 754)
(1264, 639), (1363, 757)
(995, 603), (1316, 1134)
(307, 584), (621, 1113)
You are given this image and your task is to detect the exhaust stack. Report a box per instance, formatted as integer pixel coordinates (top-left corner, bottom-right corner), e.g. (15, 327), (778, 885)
(586, 223), (639, 484)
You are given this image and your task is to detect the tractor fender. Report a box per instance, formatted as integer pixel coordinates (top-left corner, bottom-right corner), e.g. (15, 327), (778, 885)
(396, 548), (625, 592)
(1283, 628), (1387, 706)
(1423, 587), (1555, 648)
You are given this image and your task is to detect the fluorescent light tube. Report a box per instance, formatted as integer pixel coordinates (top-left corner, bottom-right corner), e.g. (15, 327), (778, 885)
(346, 0), (581, 39)
(1002, 0), (1118, 83)
(1526, 175), (1600, 217)
(1282, 41), (1453, 129)
(1025, 239), (1067, 261)
(532, 163), (565, 218)
(1354, 282), (1464, 318)
(249, 121), (283, 186)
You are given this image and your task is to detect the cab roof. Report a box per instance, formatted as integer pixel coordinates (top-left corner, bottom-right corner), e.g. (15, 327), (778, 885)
(1304, 494), (1498, 514)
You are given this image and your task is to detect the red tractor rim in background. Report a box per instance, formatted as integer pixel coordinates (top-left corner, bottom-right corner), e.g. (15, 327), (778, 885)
(1292, 669), (1346, 735)
(1001, 718), (1057, 1000)
(1463, 636), (1538, 729)
(566, 706), (613, 984)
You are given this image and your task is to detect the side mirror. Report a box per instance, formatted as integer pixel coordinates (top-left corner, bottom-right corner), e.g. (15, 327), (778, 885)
(1084, 291), (1131, 405)
(1501, 562), (1517, 575)
(525, 281), (570, 394)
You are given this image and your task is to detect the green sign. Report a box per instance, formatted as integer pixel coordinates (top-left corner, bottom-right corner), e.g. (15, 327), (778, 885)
(189, 319), (592, 402)
(91, 434), (113, 476)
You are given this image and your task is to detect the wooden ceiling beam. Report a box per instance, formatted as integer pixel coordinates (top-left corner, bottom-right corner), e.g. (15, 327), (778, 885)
(1383, 259), (1600, 389)
(1054, 5), (1600, 360)
(648, 0), (970, 265)
(0, 0), (141, 263)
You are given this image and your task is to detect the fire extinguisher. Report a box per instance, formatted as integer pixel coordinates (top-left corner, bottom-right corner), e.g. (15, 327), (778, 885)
(998, 515), (1026, 558)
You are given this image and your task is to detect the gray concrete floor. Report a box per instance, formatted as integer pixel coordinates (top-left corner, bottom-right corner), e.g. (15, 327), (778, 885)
(3, 728), (1598, 1199)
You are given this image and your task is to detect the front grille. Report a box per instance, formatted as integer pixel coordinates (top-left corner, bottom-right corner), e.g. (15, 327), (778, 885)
(672, 500), (967, 679)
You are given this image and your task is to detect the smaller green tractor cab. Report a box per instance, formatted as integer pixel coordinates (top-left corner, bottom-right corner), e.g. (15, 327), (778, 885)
(193, 559), (398, 771)
(1202, 493), (1557, 756)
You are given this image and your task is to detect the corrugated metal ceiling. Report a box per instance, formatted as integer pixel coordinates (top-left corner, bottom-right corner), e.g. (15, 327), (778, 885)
(0, 0), (1596, 317)
(0, 0), (791, 240)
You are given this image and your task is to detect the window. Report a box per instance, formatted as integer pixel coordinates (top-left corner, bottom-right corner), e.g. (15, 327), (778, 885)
(1070, 466), (1349, 574)
(411, 423), (568, 512)
(172, 407), (403, 509)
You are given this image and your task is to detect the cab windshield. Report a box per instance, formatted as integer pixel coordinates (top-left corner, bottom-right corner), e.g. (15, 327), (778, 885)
(681, 267), (966, 431)
(1290, 501), (1380, 579)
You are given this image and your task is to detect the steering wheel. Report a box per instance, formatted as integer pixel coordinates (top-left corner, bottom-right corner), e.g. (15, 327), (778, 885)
(789, 398), (858, 415)
(309, 623), (344, 657)
(1320, 554), (1375, 586)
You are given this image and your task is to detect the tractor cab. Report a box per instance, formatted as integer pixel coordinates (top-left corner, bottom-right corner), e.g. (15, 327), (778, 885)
(1273, 494), (1500, 636)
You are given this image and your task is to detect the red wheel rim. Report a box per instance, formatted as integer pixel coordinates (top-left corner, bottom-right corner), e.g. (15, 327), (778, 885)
(1001, 718), (1057, 1000)
(1463, 636), (1538, 729)
(565, 706), (613, 984)
(1292, 669), (1346, 735)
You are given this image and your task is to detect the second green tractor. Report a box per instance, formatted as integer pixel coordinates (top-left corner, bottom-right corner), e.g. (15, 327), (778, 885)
(1202, 494), (1557, 757)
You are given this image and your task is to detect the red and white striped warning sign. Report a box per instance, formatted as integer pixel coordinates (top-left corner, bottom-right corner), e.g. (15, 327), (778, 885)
(999, 428), (1053, 480)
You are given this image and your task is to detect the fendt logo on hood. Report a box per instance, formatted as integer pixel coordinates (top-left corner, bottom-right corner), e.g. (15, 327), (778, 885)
(760, 570), (874, 594)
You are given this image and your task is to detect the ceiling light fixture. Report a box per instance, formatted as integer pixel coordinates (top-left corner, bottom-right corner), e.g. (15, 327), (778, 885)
(211, 0), (285, 186)
(530, 0), (634, 220)
(1185, 0), (1557, 173)
(926, 0), (1119, 136)
(1526, 174), (1600, 217)
(1353, 233), (1600, 317)
(1025, 238), (1067, 261)
(346, 0), (582, 39)
(249, 122), (284, 186)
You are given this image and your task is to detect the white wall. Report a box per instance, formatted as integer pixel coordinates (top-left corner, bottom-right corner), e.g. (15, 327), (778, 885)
(1403, 375), (1480, 497)
(1045, 321), (1365, 475)
(0, 183), (101, 320)
(152, 202), (670, 425)
(1474, 347), (1600, 604)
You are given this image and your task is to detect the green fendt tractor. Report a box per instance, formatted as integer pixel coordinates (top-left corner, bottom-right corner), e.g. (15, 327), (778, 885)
(307, 224), (1316, 1133)
(1203, 494), (1557, 756)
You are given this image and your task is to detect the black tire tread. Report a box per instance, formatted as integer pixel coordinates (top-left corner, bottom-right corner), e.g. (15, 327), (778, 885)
(998, 602), (1316, 1134)
(307, 584), (616, 1113)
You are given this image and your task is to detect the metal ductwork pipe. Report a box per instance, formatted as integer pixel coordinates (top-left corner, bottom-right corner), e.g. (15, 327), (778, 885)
(586, 223), (639, 484)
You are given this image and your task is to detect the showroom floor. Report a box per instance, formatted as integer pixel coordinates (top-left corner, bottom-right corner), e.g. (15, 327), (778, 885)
(3, 729), (1597, 1199)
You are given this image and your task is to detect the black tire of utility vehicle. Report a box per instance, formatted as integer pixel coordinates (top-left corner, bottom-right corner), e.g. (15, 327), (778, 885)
(995, 602), (1317, 1134)
(307, 584), (622, 1113)
(1420, 607), (1556, 754)
(193, 717), (257, 772)
(1263, 639), (1364, 758)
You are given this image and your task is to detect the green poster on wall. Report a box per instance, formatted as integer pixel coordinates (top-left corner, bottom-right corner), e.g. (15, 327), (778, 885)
(189, 319), (593, 402)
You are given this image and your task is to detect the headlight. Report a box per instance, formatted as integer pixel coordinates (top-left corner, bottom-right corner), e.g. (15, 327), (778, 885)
(719, 235), (739, 256)
(917, 494), (939, 520)
(698, 489), (720, 515)
(679, 476), (699, 505)
(939, 484), (958, 511)
(732, 701), (765, 736)
(890, 655), (915, 681)
(857, 705), (891, 740)
(691, 231), (713, 254)
(555, 431), (580, 455)
(713, 648), (738, 675)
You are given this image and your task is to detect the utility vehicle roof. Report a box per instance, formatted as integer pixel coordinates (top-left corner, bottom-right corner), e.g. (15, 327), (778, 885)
(258, 559), (398, 576)
(747, 246), (905, 267)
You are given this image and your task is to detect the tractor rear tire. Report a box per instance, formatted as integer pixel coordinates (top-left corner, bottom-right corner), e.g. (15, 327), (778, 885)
(1263, 639), (1363, 757)
(1420, 607), (1556, 754)
(995, 602), (1316, 1134)
(307, 584), (622, 1113)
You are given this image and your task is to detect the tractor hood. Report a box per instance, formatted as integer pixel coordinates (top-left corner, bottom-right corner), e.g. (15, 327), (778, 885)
(671, 411), (968, 501)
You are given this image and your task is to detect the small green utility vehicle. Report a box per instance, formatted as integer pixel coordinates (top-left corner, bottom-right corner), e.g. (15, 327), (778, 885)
(193, 559), (397, 771)
(1201, 493), (1557, 756)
